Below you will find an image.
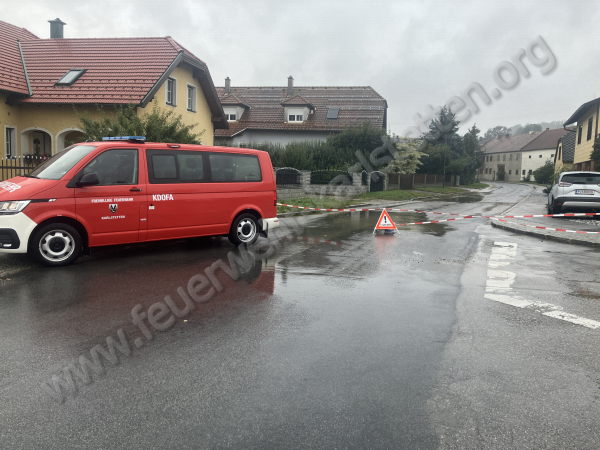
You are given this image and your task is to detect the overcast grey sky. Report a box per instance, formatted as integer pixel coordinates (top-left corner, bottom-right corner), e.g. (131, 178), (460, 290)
(6, 0), (600, 136)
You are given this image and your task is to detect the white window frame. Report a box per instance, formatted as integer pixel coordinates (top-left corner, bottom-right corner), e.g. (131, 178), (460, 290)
(187, 84), (197, 112)
(4, 126), (16, 159)
(166, 77), (177, 106)
(287, 108), (305, 123)
(223, 107), (239, 122)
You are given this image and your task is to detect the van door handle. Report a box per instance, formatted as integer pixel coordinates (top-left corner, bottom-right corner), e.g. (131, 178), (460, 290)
(130, 188), (142, 192)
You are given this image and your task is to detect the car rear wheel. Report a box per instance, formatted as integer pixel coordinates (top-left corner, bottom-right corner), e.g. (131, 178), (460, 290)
(30, 223), (82, 267)
(228, 213), (260, 246)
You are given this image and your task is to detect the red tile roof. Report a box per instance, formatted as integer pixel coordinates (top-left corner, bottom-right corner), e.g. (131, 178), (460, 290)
(0, 23), (228, 129)
(281, 95), (314, 108)
(18, 37), (182, 104)
(220, 94), (249, 108)
(0, 20), (39, 95)
(215, 86), (387, 137)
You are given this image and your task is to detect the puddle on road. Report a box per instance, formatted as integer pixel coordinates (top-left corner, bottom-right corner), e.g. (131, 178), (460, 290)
(298, 210), (453, 240)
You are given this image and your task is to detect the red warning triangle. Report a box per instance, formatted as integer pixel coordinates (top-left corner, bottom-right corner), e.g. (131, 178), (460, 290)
(375, 208), (397, 230)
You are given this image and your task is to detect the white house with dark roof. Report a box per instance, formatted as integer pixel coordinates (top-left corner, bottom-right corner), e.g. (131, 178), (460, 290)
(480, 129), (569, 181)
(215, 76), (388, 146)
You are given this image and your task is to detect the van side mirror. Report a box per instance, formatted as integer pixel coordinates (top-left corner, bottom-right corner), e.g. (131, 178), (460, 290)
(77, 172), (99, 187)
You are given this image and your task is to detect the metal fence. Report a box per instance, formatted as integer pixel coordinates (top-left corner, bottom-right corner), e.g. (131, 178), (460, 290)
(275, 167), (302, 187)
(0, 156), (47, 181)
(310, 170), (352, 185)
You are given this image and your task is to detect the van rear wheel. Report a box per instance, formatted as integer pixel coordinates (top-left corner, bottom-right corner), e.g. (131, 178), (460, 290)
(30, 223), (82, 267)
(228, 213), (259, 246)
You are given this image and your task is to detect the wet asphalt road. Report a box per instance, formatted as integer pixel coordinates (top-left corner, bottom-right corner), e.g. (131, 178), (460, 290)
(1, 183), (600, 449)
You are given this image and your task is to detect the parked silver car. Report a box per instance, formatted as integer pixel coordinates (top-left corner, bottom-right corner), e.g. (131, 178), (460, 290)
(547, 171), (600, 214)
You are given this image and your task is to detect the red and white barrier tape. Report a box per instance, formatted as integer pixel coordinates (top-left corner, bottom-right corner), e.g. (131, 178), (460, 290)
(277, 203), (600, 220)
(494, 219), (600, 234)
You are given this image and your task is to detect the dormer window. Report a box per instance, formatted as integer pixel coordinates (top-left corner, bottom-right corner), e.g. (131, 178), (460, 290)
(223, 107), (242, 122)
(287, 108), (305, 123)
(55, 69), (86, 86)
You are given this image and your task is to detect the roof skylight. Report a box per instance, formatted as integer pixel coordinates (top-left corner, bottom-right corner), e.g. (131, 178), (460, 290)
(55, 69), (86, 86)
(327, 107), (340, 119)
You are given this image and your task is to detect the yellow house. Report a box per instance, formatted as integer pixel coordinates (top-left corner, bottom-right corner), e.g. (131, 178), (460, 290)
(564, 97), (600, 170)
(1, 19), (227, 175)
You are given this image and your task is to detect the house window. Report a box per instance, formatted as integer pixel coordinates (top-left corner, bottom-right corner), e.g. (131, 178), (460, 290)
(187, 85), (196, 112)
(587, 117), (594, 141)
(287, 108), (305, 123)
(522, 170), (525, 175)
(509, 170), (512, 175)
(529, 155), (532, 158)
(5, 127), (15, 158)
(497, 155), (500, 161)
(578, 125), (583, 144)
(226, 114), (237, 121)
(529, 170), (532, 174)
(539, 155), (542, 158)
(516, 154), (519, 160)
(166, 77), (176, 106)
(551, 154), (554, 157)
(503, 154), (506, 161)
(509, 154), (512, 161)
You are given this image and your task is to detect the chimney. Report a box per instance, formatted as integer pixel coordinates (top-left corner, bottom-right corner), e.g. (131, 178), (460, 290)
(225, 77), (231, 95)
(48, 18), (66, 39)
(287, 76), (294, 96)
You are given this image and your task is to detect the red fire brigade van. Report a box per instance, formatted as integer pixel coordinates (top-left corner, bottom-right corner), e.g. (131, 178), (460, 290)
(0, 137), (279, 266)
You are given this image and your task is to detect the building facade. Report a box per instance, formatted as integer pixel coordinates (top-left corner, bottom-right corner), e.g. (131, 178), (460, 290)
(214, 76), (387, 147)
(1, 19), (227, 161)
(479, 128), (567, 181)
(564, 97), (600, 171)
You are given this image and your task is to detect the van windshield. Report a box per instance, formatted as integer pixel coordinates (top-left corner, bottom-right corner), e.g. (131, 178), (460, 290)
(27, 145), (98, 180)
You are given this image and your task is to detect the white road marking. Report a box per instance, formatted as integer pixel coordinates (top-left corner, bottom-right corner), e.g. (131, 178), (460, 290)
(485, 242), (600, 329)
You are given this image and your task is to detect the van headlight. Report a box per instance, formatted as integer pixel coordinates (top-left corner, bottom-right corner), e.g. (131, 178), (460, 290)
(0, 200), (31, 214)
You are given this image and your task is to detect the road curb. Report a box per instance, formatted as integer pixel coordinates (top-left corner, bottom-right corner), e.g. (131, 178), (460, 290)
(490, 220), (600, 248)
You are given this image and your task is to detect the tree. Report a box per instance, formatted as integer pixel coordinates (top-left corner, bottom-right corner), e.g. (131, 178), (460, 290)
(463, 132), (479, 157)
(468, 123), (481, 140)
(532, 160), (555, 184)
(77, 100), (205, 144)
(382, 138), (426, 174)
(422, 106), (460, 145)
(484, 126), (510, 139)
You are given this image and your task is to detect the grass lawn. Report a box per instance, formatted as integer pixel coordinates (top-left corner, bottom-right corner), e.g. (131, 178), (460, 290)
(277, 197), (358, 213)
(463, 182), (489, 189)
(415, 186), (468, 194)
(352, 190), (433, 202)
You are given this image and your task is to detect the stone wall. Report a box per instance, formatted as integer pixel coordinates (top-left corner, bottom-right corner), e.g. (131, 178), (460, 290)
(275, 169), (370, 200)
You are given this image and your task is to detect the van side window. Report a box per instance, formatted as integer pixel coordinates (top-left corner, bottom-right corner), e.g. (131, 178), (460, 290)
(178, 153), (204, 181)
(147, 150), (207, 184)
(208, 154), (262, 182)
(81, 149), (138, 185)
(152, 155), (177, 180)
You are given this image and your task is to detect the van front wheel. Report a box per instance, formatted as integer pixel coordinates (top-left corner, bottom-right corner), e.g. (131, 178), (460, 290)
(30, 223), (82, 267)
(229, 213), (259, 246)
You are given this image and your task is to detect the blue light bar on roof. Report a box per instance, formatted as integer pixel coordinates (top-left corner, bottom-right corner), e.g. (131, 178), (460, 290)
(102, 136), (146, 141)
